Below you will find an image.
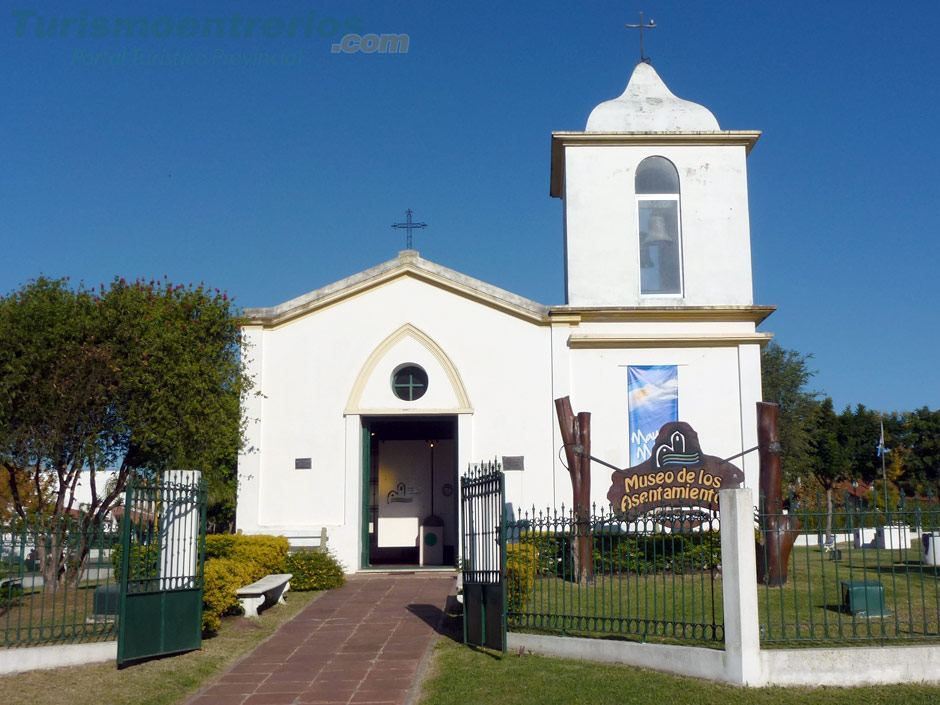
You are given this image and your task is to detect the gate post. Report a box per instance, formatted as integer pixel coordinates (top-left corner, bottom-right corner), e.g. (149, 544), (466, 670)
(160, 470), (202, 590)
(719, 487), (762, 685)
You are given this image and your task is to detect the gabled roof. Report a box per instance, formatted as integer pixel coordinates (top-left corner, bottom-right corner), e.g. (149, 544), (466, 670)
(242, 250), (551, 327)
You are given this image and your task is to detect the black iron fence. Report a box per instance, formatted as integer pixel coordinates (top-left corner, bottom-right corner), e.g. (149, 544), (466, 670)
(1, 516), (120, 647)
(758, 492), (940, 644)
(506, 501), (724, 645)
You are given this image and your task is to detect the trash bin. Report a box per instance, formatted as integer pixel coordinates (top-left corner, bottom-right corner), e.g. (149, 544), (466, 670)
(419, 515), (444, 566)
(923, 533), (940, 566)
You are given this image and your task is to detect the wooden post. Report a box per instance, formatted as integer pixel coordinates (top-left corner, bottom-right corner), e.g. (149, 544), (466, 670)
(555, 396), (593, 584)
(756, 402), (801, 586)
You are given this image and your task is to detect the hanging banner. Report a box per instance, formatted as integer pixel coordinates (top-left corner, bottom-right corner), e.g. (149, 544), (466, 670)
(628, 365), (678, 465)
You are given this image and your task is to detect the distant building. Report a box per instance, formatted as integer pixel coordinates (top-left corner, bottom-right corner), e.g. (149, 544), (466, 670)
(236, 62), (773, 572)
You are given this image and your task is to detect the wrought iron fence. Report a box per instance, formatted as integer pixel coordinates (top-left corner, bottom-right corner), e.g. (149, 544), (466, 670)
(758, 492), (940, 645)
(1, 516), (120, 647)
(506, 500), (724, 645)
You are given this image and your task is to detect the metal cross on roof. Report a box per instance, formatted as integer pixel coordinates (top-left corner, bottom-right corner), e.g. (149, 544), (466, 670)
(625, 11), (657, 64)
(391, 209), (428, 250)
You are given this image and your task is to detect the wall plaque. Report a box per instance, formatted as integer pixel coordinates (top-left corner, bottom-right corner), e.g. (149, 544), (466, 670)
(502, 456), (525, 471)
(295, 458), (312, 470)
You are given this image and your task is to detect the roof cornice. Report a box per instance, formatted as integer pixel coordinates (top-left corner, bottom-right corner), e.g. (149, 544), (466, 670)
(242, 251), (550, 328)
(549, 305), (776, 325)
(550, 130), (761, 198)
(568, 332), (774, 349)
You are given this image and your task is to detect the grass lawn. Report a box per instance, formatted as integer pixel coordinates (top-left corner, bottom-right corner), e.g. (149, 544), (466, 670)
(418, 635), (940, 705)
(2, 580), (117, 646)
(0, 589), (321, 705)
(760, 544), (940, 642)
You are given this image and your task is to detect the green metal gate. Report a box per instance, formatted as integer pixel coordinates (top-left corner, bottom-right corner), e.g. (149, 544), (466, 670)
(117, 471), (207, 666)
(460, 461), (506, 652)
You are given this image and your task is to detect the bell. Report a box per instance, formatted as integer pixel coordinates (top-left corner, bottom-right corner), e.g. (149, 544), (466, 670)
(641, 215), (671, 245)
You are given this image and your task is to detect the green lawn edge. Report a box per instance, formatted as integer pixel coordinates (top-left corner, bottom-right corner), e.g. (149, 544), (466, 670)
(0, 590), (322, 705)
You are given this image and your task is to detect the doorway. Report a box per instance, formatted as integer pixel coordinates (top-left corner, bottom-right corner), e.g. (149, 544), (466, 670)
(361, 416), (458, 568)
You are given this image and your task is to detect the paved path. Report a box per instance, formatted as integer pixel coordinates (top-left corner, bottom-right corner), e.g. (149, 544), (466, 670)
(186, 573), (455, 705)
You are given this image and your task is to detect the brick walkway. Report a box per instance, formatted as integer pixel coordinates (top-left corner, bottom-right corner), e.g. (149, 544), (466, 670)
(186, 572), (455, 705)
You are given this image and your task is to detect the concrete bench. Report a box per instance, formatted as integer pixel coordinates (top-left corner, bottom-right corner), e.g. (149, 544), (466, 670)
(236, 573), (293, 618)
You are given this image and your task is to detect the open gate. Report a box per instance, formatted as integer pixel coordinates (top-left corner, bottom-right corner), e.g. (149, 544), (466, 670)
(117, 470), (207, 666)
(460, 461), (506, 652)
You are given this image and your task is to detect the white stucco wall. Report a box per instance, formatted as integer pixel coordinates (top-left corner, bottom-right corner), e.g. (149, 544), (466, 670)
(549, 321), (764, 507)
(563, 144), (754, 308)
(236, 275), (555, 571)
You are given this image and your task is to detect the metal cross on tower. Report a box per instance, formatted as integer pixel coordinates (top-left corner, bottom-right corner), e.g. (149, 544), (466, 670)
(625, 11), (657, 64)
(391, 209), (428, 250)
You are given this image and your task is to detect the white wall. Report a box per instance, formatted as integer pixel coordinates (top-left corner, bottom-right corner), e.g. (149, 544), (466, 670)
(237, 275), (554, 571)
(563, 144), (754, 307)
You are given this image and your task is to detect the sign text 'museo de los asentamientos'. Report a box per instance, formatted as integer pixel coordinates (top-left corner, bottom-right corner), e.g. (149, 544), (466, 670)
(607, 422), (744, 523)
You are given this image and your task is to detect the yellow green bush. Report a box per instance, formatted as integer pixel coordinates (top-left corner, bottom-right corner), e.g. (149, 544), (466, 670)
(204, 533), (289, 581)
(506, 543), (539, 617)
(200, 533), (290, 632)
(284, 549), (345, 591)
(202, 557), (255, 632)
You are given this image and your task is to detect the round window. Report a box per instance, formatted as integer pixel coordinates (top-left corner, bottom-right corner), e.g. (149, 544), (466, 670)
(391, 364), (428, 401)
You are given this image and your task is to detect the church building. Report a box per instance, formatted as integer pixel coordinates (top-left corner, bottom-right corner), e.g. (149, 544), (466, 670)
(235, 61), (774, 572)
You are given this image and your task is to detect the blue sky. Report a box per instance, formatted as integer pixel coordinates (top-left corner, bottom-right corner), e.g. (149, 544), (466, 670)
(2, 1), (938, 414)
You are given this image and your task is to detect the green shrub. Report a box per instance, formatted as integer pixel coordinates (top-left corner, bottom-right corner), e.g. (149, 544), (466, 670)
(506, 543), (538, 617)
(204, 534), (289, 581)
(284, 550), (345, 591)
(201, 557), (255, 632)
(199, 533), (291, 632)
(518, 529), (723, 579)
(110, 542), (159, 583)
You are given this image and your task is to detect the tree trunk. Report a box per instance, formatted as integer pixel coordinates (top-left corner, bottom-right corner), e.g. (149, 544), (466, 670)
(555, 396), (593, 584)
(756, 402), (801, 587)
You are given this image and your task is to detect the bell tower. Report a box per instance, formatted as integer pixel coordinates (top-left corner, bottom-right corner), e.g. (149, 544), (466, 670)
(550, 62), (761, 308)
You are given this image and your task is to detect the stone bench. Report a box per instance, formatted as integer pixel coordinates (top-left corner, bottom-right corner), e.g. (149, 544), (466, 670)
(236, 573), (293, 618)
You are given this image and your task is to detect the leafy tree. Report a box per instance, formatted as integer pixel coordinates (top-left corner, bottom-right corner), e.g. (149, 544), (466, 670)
(902, 407), (940, 494)
(0, 276), (249, 586)
(760, 341), (820, 487)
(810, 398), (852, 541)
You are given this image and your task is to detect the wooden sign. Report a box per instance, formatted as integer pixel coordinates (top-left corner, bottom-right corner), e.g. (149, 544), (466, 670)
(607, 422), (744, 526)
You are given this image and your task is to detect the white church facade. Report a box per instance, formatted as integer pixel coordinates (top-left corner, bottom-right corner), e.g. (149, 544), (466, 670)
(235, 62), (774, 572)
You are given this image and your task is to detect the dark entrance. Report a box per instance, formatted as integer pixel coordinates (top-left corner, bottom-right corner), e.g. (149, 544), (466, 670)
(361, 416), (458, 568)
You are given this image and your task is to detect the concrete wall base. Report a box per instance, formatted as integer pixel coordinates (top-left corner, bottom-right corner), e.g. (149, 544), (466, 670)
(509, 632), (940, 687)
(507, 633), (727, 683)
(760, 645), (940, 686)
(0, 641), (116, 676)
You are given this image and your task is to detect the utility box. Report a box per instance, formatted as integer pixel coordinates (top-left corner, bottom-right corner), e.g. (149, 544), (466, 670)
(841, 580), (890, 618)
(89, 584), (121, 623)
(419, 515), (444, 566)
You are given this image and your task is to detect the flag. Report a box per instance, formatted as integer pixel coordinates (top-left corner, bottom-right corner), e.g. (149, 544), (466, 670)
(628, 366), (678, 465)
(877, 420), (885, 457)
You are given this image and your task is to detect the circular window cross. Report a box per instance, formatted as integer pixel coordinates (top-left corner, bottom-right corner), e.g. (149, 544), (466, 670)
(391, 364), (428, 401)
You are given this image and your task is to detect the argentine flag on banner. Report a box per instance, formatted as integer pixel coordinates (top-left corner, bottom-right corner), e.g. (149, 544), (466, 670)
(628, 366), (678, 465)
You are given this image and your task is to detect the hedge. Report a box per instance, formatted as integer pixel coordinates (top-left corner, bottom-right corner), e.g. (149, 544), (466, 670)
(506, 543), (539, 617)
(517, 530), (722, 579)
(200, 533), (290, 632)
(202, 557), (256, 632)
(284, 549), (345, 591)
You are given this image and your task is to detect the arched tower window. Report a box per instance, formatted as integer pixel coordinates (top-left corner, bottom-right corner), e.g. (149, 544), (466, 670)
(636, 157), (682, 296)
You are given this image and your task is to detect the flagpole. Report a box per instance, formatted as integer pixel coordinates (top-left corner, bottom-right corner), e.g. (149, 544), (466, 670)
(879, 420), (889, 525)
